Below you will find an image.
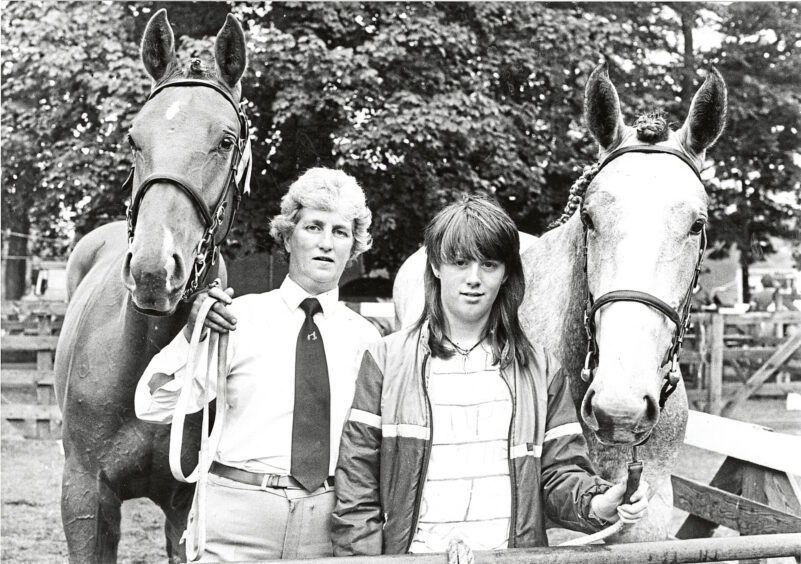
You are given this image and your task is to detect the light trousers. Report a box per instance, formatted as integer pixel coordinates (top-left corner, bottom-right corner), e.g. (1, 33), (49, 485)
(195, 472), (336, 562)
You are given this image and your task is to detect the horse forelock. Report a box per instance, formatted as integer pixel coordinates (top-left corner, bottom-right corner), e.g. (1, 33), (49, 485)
(634, 110), (670, 143)
(153, 57), (241, 101)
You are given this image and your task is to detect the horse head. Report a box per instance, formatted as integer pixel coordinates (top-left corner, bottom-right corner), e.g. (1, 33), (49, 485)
(121, 9), (250, 314)
(578, 62), (726, 446)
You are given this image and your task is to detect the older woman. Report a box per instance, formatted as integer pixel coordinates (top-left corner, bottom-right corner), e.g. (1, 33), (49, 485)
(332, 195), (648, 556)
(135, 168), (380, 561)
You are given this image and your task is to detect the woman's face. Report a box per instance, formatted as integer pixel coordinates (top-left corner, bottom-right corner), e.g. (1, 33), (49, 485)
(432, 257), (507, 330)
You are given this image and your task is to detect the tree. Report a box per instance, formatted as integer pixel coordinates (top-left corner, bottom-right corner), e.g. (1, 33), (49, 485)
(233, 2), (673, 271)
(701, 2), (801, 302)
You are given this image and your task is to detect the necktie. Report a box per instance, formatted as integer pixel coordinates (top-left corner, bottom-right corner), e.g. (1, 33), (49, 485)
(290, 297), (330, 491)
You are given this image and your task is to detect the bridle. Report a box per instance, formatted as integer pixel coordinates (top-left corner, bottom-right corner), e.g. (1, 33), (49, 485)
(578, 145), (708, 410)
(123, 76), (252, 302)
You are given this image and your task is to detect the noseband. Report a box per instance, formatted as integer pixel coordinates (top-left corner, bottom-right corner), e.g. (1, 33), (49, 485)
(124, 76), (252, 301)
(578, 145), (708, 409)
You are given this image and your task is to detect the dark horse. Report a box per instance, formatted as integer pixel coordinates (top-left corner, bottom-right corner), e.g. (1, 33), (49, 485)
(54, 10), (250, 562)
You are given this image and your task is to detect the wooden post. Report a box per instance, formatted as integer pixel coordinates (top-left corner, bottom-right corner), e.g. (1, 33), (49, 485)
(708, 313), (724, 415)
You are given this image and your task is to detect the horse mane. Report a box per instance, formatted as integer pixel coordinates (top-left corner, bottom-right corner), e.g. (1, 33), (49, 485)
(547, 110), (673, 230)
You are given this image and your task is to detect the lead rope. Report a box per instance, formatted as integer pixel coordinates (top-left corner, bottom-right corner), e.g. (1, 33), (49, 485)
(558, 446), (643, 546)
(167, 295), (229, 561)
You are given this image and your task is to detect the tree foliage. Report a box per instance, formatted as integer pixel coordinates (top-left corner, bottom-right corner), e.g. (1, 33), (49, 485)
(2, 2), (799, 288)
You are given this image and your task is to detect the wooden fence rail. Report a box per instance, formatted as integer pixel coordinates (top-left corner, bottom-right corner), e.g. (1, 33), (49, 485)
(1, 331), (60, 439)
(683, 311), (801, 415)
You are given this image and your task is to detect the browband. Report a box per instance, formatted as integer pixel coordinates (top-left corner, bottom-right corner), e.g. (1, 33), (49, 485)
(597, 144), (703, 183)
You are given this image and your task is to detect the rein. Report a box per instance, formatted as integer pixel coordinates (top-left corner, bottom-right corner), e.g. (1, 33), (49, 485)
(168, 294), (229, 562)
(576, 145), (708, 410)
(124, 77), (252, 302)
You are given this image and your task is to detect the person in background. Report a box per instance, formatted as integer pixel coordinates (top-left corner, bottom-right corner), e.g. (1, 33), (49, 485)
(332, 195), (649, 557)
(135, 168), (381, 561)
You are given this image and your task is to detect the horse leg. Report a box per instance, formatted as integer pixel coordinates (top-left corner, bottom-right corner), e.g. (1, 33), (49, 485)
(61, 455), (122, 563)
(159, 489), (193, 564)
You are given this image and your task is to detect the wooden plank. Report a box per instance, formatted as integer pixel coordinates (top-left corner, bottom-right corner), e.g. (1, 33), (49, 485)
(687, 382), (801, 401)
(723, 331), (801, 415)
(708, 313), (724, 415)
(1, 335), (59, 352)
(675, 456), (743, 539)
(2, 403), (62, 439)
(2, 403), (62, 420)
(685, 410), (801, 476)
(672, 475), (801, 535)
(1, 369), (54, 386)
(693, 311), (801, 325)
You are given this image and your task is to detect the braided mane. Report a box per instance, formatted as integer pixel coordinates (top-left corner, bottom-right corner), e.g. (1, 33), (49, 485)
(548, 111), (671, 230)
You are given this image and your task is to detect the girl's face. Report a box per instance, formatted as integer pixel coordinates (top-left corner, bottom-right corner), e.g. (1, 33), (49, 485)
(432, 257), (507, 330)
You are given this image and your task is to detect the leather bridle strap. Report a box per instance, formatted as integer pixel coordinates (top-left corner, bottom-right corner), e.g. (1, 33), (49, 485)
(597, 144), (703, 182)
(129, 173), (216, 230)
(587, 290), (681, 333)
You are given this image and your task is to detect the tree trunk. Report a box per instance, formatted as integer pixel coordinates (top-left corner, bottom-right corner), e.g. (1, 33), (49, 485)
(2, 219), (30, 301)
(678, 4), (697, 110)
(740, 257), (751, 305)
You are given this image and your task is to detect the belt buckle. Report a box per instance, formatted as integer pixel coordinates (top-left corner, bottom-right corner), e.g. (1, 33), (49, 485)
(260, 474), (281, 489)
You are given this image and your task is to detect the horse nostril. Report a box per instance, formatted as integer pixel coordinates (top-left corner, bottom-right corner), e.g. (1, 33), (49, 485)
(644, 394), (660, 426)
(122, 251), (135, 289)
(581, 388), (599, 431)
(171, 253), (186, 284)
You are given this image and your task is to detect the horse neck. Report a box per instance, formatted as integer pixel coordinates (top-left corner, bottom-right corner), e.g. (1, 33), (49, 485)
(521, 215), (588, 390)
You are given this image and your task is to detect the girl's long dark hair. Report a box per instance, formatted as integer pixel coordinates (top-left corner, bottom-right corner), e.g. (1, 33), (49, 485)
(414, 194), (535, 368)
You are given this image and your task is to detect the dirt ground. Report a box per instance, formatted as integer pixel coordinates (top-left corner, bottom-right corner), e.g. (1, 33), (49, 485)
(1, 398), (799, 563)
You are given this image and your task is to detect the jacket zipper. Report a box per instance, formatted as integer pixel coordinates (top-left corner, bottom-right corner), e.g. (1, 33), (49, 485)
(407, 353), (432, 553)
(502, 363), (517, 548)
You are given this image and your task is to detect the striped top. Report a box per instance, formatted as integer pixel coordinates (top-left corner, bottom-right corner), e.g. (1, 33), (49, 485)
(409, 346), (513, 553)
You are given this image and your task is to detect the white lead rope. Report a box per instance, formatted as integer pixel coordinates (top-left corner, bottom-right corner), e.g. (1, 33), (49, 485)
(168, 295), (229, 561)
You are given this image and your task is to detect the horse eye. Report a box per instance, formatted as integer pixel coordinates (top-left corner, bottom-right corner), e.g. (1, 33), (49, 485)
(219, 137), (235, 151)
(690, 219), (706, 235)
(581, 211), (594, 230)
(127, 134), (138, 152)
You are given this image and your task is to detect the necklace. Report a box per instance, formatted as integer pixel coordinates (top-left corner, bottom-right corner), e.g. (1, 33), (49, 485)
(443, 335), (484, 357)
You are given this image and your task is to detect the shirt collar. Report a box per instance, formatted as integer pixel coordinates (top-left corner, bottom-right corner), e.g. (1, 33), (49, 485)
(280, 276), (339, 318)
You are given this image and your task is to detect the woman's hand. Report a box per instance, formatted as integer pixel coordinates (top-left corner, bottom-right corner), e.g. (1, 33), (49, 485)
(590, 480), (650, 524)
(182, 284), (237, 341)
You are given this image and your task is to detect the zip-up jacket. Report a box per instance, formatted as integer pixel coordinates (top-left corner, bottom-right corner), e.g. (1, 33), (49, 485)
(332, 322), (613, 555)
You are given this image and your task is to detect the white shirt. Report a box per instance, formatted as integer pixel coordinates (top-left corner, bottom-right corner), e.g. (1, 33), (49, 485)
(410, 347), (513, 553)
(134, 276), (381, 475)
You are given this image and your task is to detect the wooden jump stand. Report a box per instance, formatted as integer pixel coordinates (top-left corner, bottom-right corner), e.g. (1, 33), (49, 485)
(674, 411), (801, 564)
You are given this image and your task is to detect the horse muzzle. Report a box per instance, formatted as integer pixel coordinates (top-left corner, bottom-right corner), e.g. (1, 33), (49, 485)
(580, 385), (660, 446)
(122, 250), (187, 314)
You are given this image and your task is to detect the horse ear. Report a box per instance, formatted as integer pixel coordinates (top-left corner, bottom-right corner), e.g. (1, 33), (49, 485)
(141, 9), (177, 83)
(215, 14), (248, 89)
(678, 68), (728, 155)
(584, 61), (625, 150)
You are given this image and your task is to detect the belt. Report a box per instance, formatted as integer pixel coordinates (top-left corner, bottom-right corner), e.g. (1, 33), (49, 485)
(210, 461), (334, 491)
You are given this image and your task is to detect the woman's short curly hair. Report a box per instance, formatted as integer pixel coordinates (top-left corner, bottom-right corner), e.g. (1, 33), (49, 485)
(269, 167), (373, 261)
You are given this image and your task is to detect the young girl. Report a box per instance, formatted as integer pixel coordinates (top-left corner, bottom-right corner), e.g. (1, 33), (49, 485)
(332, 195), (648, 556)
